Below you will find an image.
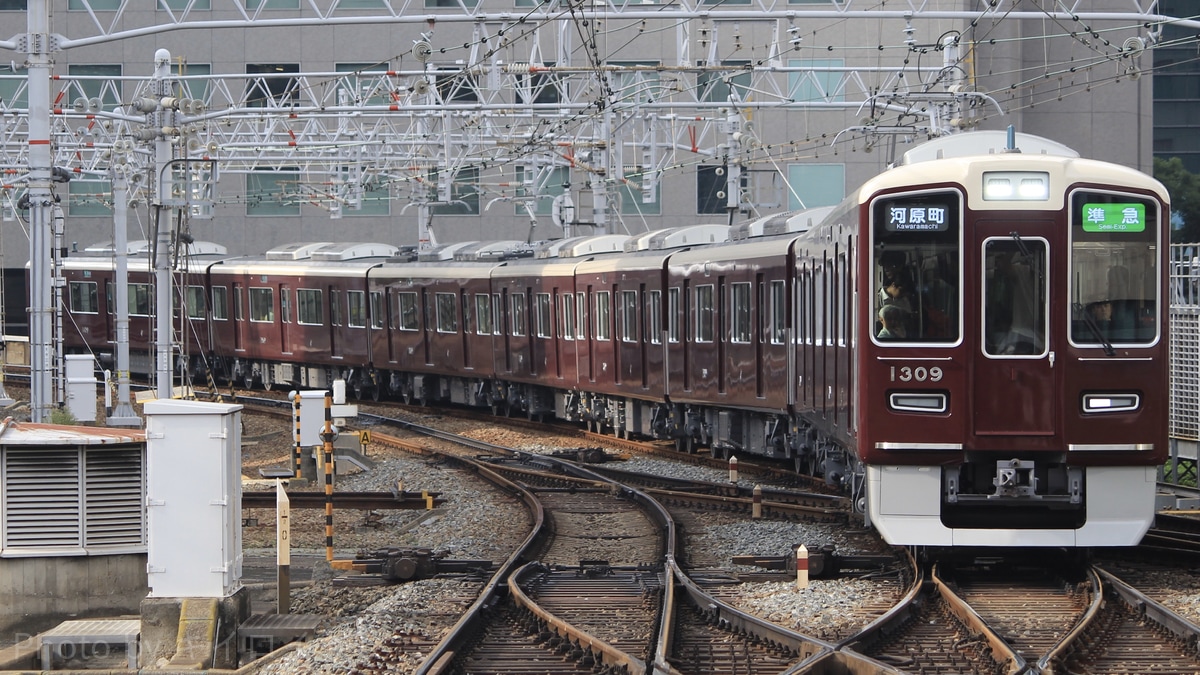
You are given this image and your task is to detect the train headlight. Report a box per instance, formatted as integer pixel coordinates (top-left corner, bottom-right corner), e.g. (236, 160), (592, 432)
(1082, 393), (1140, 413)
(982, 171), (1049, 201)
(889, 392), (947, 414)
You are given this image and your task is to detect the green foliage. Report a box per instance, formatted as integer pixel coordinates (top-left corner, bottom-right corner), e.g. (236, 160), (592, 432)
(48, 407), (78, 425)
(1154, 157), (1200, 243)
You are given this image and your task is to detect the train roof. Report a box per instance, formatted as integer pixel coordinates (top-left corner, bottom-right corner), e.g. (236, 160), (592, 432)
(534, 235), (631, 259)
(666, 232), (802, 266)
(83, 239), (228, 256)
(452, 240), (534, 262)
(207, 256), (387, 278)
(858, 131), (1169, 211)
(369, 259), (502, 281)
(264, 242), (400, 261)
(573, 246), (679, 275)
(623, 224), (730, 252)
(729, 206), (835, 240)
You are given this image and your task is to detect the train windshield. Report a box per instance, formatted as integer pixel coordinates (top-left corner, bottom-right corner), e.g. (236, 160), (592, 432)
(1069, 191), (1159, 346)
(871, 190), (961, 344)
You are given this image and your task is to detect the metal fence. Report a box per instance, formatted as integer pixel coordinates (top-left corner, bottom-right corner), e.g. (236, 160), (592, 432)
(1170, 244), (1200, 464)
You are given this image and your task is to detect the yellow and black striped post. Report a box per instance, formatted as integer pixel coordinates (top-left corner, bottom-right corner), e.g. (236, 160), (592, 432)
(322, 391), (334, 562)
(292, 391), (302, 479)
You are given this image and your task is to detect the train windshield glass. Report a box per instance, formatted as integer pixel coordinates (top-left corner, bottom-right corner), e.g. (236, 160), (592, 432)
(983, 239), (1048, 357)
(1069, 191), (1159, 346)
(871, 191), (961, 344)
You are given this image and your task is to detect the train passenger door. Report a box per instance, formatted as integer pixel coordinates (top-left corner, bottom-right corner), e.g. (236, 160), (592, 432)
(974, 233), (1055, 436)
(279, 285), (291, 354)
(329, 287), (343, 359)
(232, 282), (245, 351)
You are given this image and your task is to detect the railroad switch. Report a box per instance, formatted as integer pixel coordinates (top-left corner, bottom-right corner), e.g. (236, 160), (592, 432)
(551, 447), (623, 463)
(331, 547), (494, 586)
(731, 544), (894, 579)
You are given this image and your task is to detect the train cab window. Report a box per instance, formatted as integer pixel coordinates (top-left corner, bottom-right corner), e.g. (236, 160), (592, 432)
(1068, 192), (1159, 347)
(398, 292), (419, 331)
(348, 291), (367, 328)
(249, 287), (274, 323)
(297, 289), (323, 325)
(69, 281), (98, 314)
(185, 285), (206, 320)
(983, 239), (1047, 357)
(211, 287), (229, 321)
(872, 191), (961, 345)
(435, 292), (457, 333)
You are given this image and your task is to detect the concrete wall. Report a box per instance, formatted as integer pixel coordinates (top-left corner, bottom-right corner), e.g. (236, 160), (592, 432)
(0, 553), (148, 640)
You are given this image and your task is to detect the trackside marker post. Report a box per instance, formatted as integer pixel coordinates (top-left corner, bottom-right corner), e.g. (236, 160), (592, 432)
(752, 485), (762, 519)
(796, 544), (809, 590)
(277, 480), (291, 614)
(729, 455), (738, 483)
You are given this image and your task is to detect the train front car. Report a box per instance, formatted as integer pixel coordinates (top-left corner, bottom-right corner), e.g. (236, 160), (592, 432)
(856, 132), (1169, 548)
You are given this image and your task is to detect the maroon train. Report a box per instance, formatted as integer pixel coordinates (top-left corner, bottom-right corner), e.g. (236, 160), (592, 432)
(56, 131), (1170, 547)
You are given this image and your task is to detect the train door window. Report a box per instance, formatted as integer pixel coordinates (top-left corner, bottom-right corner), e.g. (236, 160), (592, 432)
(461, 293), (473, 335)
(105, 282), (113, 314)
(475, 294), (492, 335)
(536, 293), (553, 338)
(398, 292), (418, 330)
(233, 284), (244, 321)
(510, 293), (527, 337)
(249, 287), (274, 322)
(871, 190), (962, 345)
(69, 281), (98, 313)
(329, 288), (343, 326)
(435, 292), (458, 333)
(185, 286), (206, 319)
(667, 288), (680, 343)
(576, 293), (587, 340)
(621, 290), (638, 342)
(649, 290), (662, 345)
(560, 293), (575, 340)
(371, 292), (385, 329)
(130, 283), (151, 317)
(730, 282), (751, 343)
(695, 284), (714, 343)
(280, 287), (291, 324)
(297, 289), (323, 325)
(348, 291), (367, 328)
(770, 280), (786, 344)
(211, 286), (229, 321)
(1068, 191), (1159, 346)
(492, 294), (503, 335)
(982, 238), (1048, 357)
(594, 291), (611, 341)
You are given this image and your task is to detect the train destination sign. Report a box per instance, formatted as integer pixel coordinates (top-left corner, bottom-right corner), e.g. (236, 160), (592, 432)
(883, 203), (950, 232)
(1082, 203), (1145, 233)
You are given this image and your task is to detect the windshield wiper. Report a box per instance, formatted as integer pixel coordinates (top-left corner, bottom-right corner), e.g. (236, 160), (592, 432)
(1074, 302), (1115, 356)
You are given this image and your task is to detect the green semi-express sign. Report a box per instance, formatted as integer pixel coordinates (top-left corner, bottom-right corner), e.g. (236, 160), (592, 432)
(1082, 203), (1145, 233)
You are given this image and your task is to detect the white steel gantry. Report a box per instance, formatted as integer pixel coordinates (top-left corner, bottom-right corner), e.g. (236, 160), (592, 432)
(0, 0), (1189, 420)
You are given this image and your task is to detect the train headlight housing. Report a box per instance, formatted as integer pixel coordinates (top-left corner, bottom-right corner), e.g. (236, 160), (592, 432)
(889, 392), (948, 414)
(1082, 393), (1140, 414)
(983, 171), (1049, 201)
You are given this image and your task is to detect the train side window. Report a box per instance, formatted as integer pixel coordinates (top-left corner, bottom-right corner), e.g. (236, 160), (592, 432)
(69, 281), (98, 314)
(297, 289), (323, 325)
(249, 287), (274, 323)
(130, 283), (151, 317)
(435, 292), (457, 333)
(211, 286), (229, 321)
(185, 285), (206, 320)
(348, 290), (367, 328)
(398, 292), (419, 331)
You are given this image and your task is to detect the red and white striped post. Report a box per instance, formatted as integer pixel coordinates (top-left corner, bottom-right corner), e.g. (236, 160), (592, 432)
(729, 455), (738, 483)
(795, 544), (809, 590)
(752, 485), (762, 519)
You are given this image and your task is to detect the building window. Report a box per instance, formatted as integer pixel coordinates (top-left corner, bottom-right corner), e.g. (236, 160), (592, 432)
(434, 66), (479, 102)
(516, 165), (568, 216)
(247, 169), (300, 216)
(620, 166), (661, 216)
(297, 289), (323, 325)
(698, 61), (751, 101)
(246, 63), (299, 107)
(245, 0), (298, 10)
(697, 165), (745, 215)
(159, 0), (210, 11)
(429, 166), (480, 216)
(788, 58), (845, 103)
(787, 163), (845, 210)
(0, 64), (28, 110)
(516, 65), (561, 104)
(609, 60), (660, 108)
(68, 178), (113, 217)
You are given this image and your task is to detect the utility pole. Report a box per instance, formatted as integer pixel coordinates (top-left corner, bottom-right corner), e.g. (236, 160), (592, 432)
(25, 0), (56, 423)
